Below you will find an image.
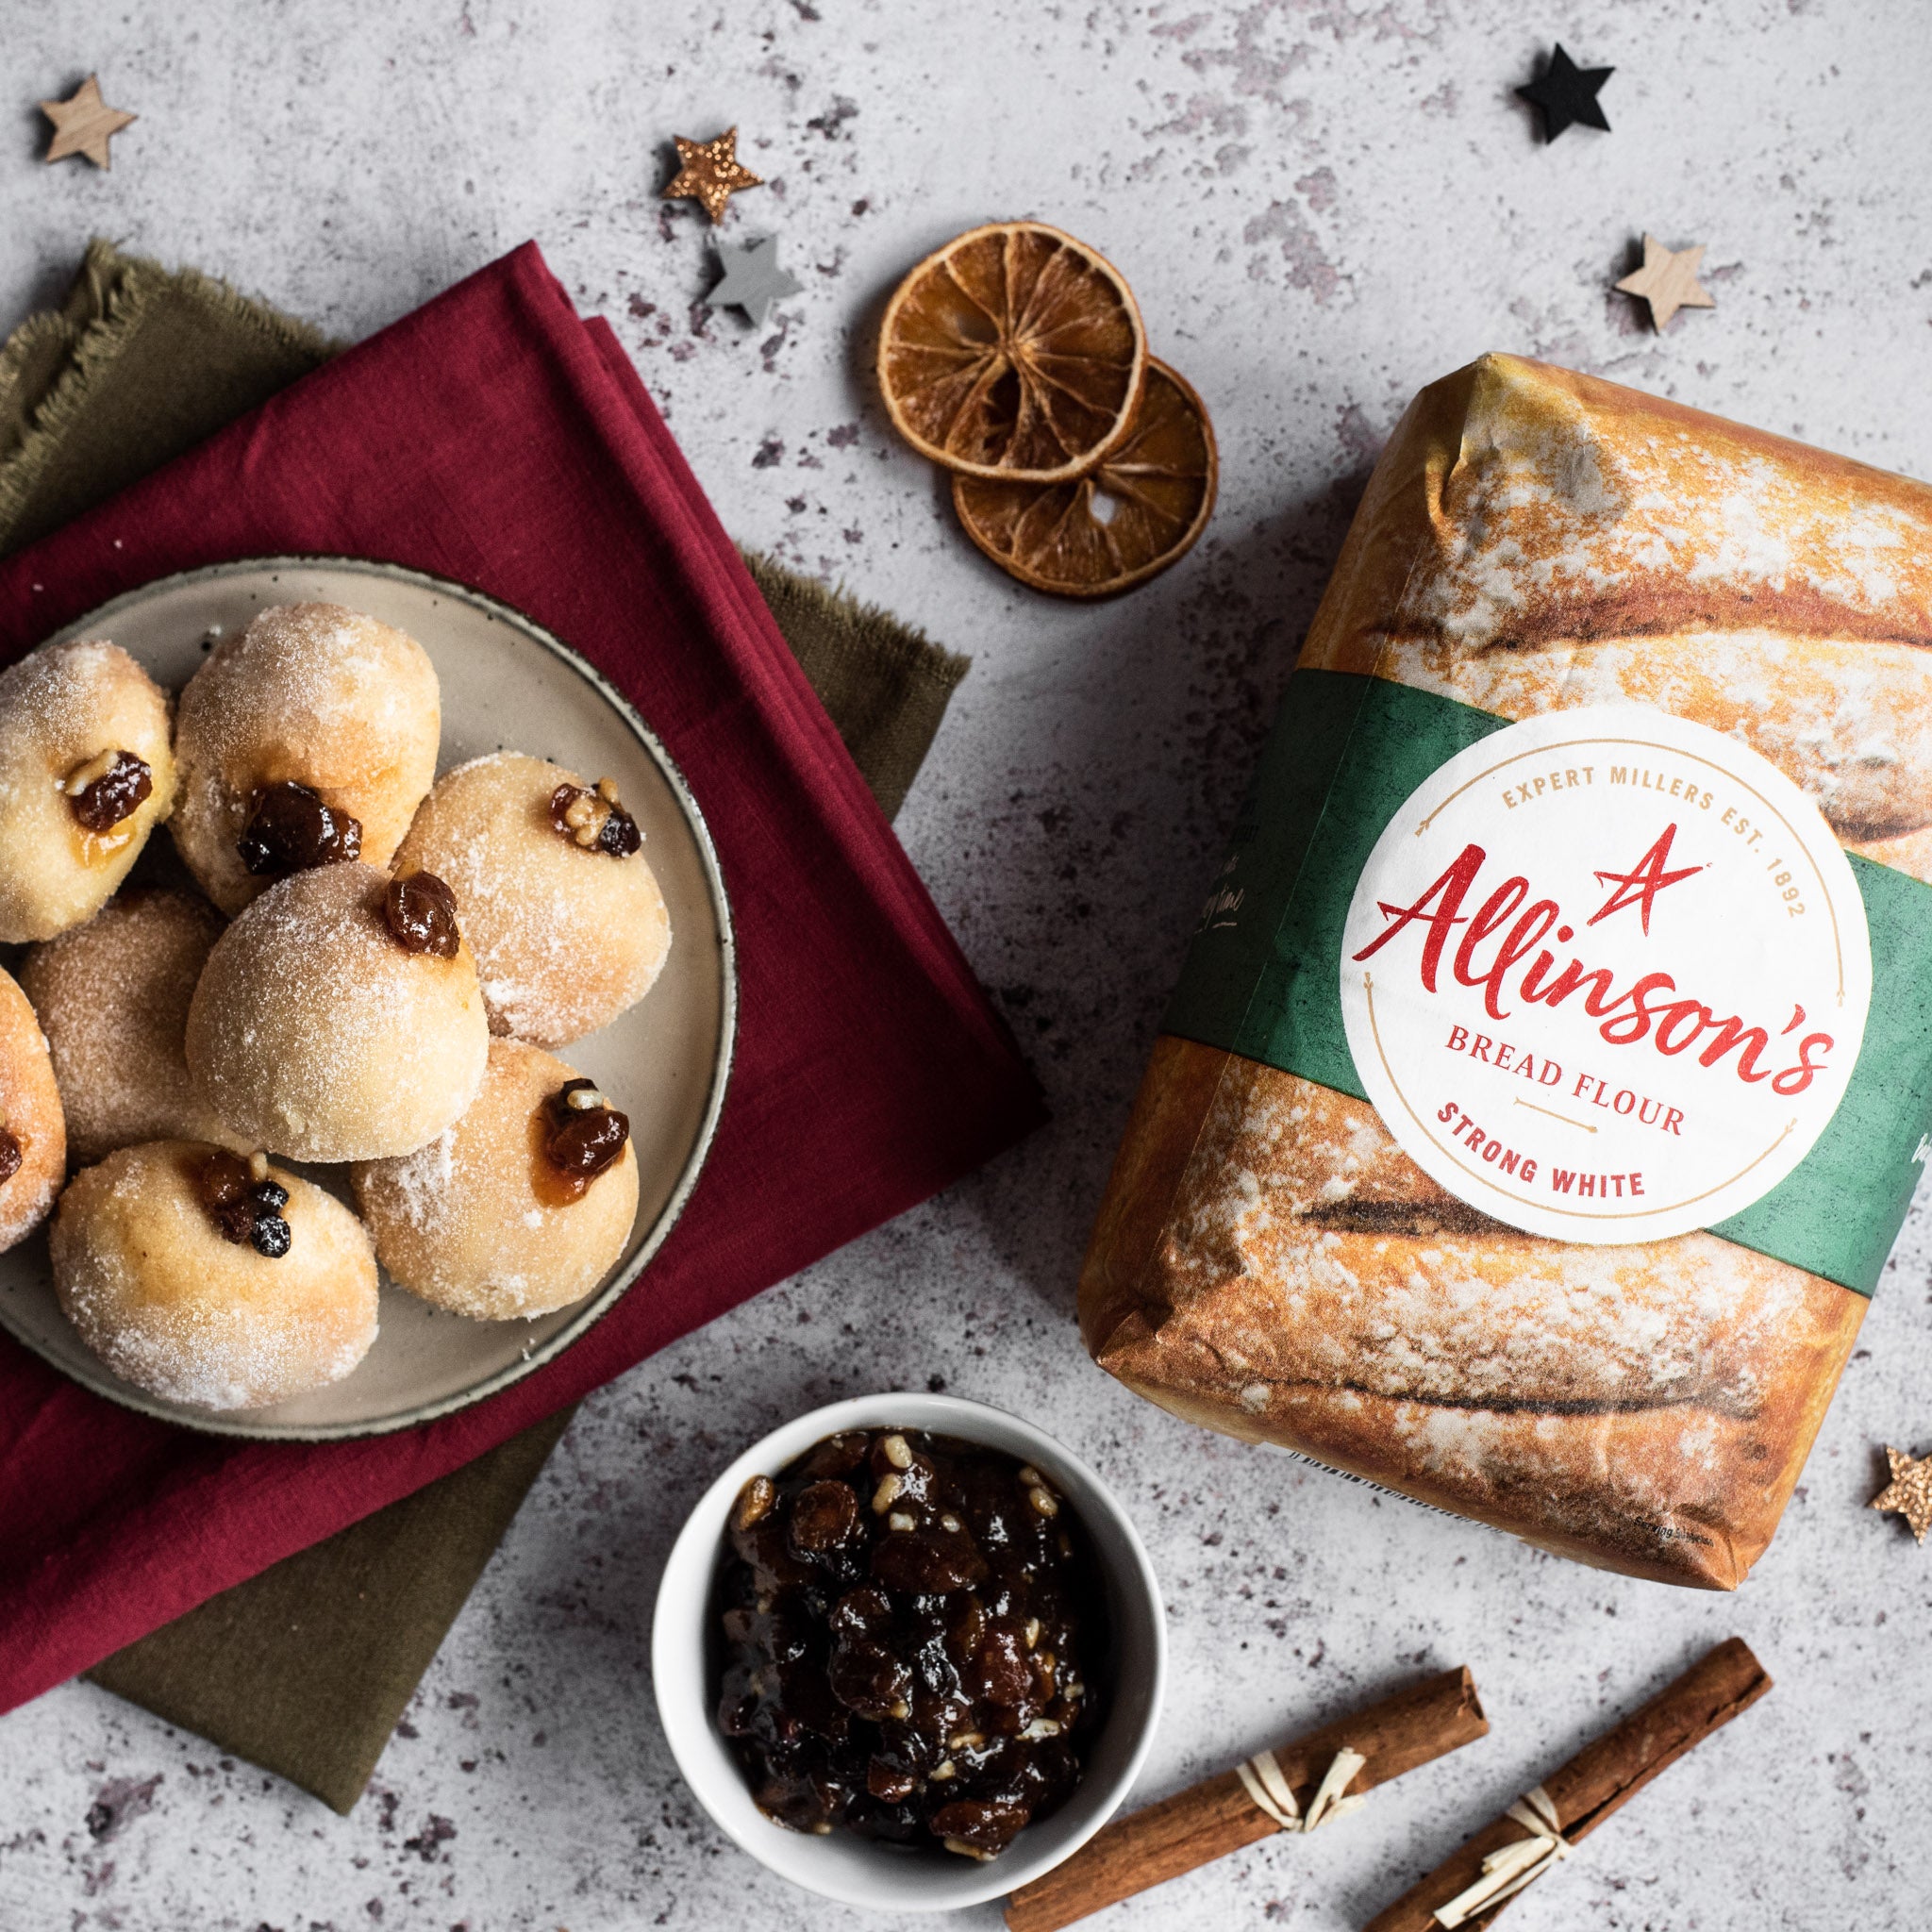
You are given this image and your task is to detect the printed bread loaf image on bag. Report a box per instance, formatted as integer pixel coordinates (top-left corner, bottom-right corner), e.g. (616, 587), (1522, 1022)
(1080, 353), (1932, 1589)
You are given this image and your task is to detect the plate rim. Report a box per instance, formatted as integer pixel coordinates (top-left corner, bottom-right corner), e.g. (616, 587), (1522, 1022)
(4, 552), (739, 1442)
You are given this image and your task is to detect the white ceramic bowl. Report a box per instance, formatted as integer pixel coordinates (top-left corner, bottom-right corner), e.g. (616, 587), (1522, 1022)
(652, 1391), (1166, 1913)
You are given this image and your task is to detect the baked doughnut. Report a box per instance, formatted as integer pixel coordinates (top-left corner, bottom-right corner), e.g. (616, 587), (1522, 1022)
(52, 1141), (379, 1410)
(20, 889), (242, 1165)
(185, 862), (489, 1162)
(0, 965), (65, 1251)
(0, 640), (176, 942)
(171, 602), (440, 915)
(391, 752), (671, 1046)
(353, 1037), (640, 1320)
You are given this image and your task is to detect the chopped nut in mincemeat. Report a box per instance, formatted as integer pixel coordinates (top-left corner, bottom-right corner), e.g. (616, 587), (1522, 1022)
(62, 749), (120, 794)
(872, 1472), (903, 1512)
(732, 1474), (776, 1529)
(881, 1432), (913, 1470)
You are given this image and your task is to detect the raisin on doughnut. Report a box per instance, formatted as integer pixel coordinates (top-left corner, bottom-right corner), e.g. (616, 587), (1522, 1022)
(391, 752), (671, 1046)
(352, 1037), (640, 1320)
(20, 889), (244, 1166)
(0, 965), (65, 1252)
(52, 1141), (378, 1410)
(0, 640), (176, 943)
(171, 603), (440, 916)
(185, 861), (489, 1162)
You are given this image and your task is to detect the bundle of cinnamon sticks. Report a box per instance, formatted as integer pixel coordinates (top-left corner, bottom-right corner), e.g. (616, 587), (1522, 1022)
(1007, 1666), (1488, 1932)
(1005, 1639), (1769, 1932)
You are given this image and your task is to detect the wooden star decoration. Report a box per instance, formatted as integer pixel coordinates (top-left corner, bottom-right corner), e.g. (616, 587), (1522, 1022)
(1615, 234), (1717, 331)
(663, 128), (762, 225)
(1516, 43), (1613, 142)
(40, 75), (138, 170)
(708, 237), (804, 327)
(1872, 1445), (1932, 1543)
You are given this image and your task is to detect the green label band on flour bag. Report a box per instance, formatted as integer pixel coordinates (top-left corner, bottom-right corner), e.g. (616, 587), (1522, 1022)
(1338, 705), (1873, 1245)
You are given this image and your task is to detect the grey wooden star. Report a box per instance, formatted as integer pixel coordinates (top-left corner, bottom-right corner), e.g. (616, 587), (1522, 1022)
(708, 237), (804, 326)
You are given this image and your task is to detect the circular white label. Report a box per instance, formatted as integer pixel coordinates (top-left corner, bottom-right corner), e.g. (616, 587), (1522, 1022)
(1339, 704), (1872, 1244)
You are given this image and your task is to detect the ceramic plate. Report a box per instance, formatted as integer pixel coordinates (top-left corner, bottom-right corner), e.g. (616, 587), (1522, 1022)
(0, 558), (736, 1440)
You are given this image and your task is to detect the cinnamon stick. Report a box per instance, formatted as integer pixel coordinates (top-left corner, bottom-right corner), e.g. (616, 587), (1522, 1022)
(1005, 1665), (1488, 1932)
(1364, 1638), (1772, 1932)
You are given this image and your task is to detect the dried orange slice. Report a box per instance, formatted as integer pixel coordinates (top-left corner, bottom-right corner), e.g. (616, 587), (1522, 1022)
(951, 360), (1217, 597)
(877, 222), (1148, 484)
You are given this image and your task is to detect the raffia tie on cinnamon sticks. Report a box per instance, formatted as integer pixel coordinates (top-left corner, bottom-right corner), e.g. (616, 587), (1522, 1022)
(1238, 1743), (1368, 1834)
(1005, 1665), (1487, 1932)
(1365, 1638), (1772, 1932)
(1430, 1786), (1569, 1926)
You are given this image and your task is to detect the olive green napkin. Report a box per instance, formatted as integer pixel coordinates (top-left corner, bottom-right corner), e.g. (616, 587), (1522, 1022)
(1, 238), (968, 1812)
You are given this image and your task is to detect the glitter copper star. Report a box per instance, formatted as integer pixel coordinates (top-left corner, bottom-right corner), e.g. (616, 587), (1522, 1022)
(1871, 1445), (1932, 1543)
(663, 128), (763, 225)
(40, 74), (138, 170)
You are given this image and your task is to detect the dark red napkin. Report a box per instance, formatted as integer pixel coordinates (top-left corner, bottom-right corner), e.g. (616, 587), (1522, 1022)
(0, 242), (1044, 1715)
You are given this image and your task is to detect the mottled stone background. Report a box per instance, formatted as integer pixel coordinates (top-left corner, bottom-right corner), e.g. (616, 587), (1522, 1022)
(4, 3), (1930, 1928)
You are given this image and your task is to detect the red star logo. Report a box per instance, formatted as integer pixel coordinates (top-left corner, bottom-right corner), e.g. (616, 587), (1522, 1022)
(1587, 823), (1704, 935)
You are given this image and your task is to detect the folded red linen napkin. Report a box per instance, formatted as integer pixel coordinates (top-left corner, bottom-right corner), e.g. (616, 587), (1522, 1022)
(0, 242), (1045, 1715)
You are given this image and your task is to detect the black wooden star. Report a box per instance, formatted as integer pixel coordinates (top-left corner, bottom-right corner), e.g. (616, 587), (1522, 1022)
(1516, 43), (1614, 142)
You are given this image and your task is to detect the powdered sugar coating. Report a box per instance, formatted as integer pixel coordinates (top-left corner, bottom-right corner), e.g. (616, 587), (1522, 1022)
(21, 889), (244, 1165)
(171, 602), (440, 915)
(0, 640), (177, 942)
(391, 752), (670, 1047)
(352, 1036), (639, 1320)
(185, 862), (489, 1162)
(0, 965), (65, 1251)
(51, 1140), (378, 1410)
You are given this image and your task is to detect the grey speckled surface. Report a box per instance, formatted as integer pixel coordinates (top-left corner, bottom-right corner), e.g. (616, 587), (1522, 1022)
(4, 4), (1932, 1928)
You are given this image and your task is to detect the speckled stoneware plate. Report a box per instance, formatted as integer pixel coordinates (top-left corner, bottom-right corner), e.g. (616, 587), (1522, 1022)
(0, 557), (736, 1441)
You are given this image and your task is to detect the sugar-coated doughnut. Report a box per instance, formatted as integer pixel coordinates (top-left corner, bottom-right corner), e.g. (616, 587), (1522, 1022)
(52, 1141), (379, 1410)
(20, 889), (244, 1166)
(391, 752), (671, 1046)
(172, 603), (441, 915)
(353, 1037), (640, 1320)
(0, 640), (176, 942)
(0, 965), (65, 1251)
(186, 862), (489, 1162)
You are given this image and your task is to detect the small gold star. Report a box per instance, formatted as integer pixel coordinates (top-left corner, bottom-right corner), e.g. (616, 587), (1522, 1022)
(662, 128), (763, 225)
(40, 75), (138, 171)
(1615, 233), (1716, 332)
(1871, 1445), (1932, 1543)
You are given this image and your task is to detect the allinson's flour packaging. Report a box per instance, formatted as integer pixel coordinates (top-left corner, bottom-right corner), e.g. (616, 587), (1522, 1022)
(1080, 353), (1932, 1589)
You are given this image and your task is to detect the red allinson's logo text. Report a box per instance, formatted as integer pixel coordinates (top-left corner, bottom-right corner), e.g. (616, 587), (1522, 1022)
(1351, 831), (1833, 1096)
